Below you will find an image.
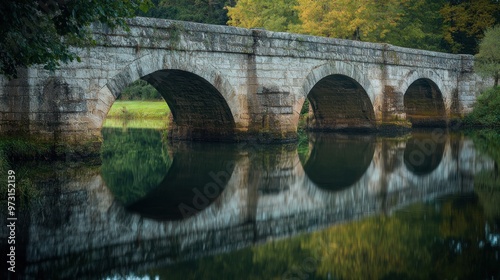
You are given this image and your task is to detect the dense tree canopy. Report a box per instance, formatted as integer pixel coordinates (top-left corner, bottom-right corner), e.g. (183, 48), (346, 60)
(294, 0), (404, 41)
(138, 0), (235, 25)
(475, 25), (500, 86)
(226, 0), (299, 32)
(0, 0), (151, 79)
(441, 0), (500, 54)
(226, 0), (500, 54)
(384, 0), (448, 52)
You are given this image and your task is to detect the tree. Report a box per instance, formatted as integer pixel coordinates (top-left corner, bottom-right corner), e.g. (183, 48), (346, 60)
(294, 0), (405, 41)
(119, 80), (162, 100)
(475, 25), (500, 87)
(138, 0), (235, 25)
(440, 0), (500, 54)
(226, 0), (300, 32)
(0, 0), (152, 79)
(383, 0), (447, 52)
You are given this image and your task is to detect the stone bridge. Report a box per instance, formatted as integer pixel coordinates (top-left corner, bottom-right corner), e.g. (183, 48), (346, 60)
(0, 17), (490, 143)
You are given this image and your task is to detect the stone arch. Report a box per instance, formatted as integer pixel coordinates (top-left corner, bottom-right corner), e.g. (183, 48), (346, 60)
(300, 62), (376, 131)
(301, 61), (376, 104)
(399, 70), (452, 126)
(399, 70), (447, 127)
(94, 52), (239, 141)
(398, 69), (446, 100)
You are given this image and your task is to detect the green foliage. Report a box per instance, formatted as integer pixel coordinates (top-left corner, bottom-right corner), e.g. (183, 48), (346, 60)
(384, 0), (448, 52)
(119, 79), (162, 100)
(227, 0), (300, 32)
(138, 0), (235, 25)
(440, 0), (500, 54)
(225, 0), (499, 53)
(300, 98), (309, 115)
(463, 87), (500, 128)
(475, 25), (500, 87)
(101, 127), (172, 206)
(0, 0), (152, 78)
(293, 0), (406, 41)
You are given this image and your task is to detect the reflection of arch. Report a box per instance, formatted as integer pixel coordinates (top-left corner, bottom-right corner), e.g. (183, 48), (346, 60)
(301, 133), (375, 191)
(100, 128), (174, 207)
(305, 74), (376, 131)
(403, 132), (445, 175)
(96, 53), (238, 140)
(126, 142), (237, 221)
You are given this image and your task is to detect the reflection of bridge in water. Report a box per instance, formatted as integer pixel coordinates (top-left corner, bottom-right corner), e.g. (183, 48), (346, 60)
(16, 134), (493, 279)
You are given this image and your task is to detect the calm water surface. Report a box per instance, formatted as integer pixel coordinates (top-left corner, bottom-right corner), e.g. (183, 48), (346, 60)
(1, 126), (500, 280)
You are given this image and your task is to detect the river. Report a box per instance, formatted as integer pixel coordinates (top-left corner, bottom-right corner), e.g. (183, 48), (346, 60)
(1, 125), (499, 279)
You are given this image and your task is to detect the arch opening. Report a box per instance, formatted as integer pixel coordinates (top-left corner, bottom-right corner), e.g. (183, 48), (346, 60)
(139, 69), (236, 141)
(404, 79), (446, 127)
(304, 74), (376, 132)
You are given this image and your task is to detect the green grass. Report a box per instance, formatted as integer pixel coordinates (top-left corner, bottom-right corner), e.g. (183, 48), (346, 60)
(103, 118), (169, 129)
(106, 100), (171, 120)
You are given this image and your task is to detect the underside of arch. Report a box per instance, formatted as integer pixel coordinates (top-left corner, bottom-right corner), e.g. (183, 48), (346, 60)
(306, 75), (376, 131)
(142, 70), (236, 141)
(404, 79), (446, 127)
